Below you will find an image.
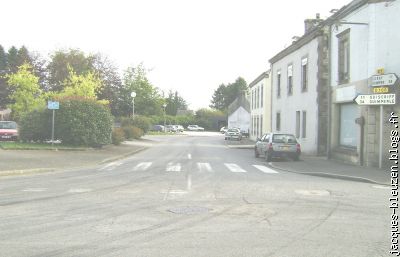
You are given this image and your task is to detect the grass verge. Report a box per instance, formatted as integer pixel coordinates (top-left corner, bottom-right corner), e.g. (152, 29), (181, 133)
(0, 141), (88, 150)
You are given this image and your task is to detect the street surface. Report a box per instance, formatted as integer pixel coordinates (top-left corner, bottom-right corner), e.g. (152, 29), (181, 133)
(0, 132), (390, 257)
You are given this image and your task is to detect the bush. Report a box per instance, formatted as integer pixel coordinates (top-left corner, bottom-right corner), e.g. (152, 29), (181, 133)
(123, 125), (143, 139)
(19, 109), (52, 142)
(132, 115), (151, 133)
(55, 98), (113, 146)
(112, 128), (125, 145)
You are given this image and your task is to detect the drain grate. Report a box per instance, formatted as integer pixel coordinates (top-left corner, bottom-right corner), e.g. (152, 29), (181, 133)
(168, 206), (211, 215)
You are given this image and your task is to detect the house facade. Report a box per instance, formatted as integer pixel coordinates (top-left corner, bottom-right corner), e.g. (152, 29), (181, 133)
(227, 92), (250, 133)
(249, 71), (271, 141)
(327, 0), (400, 168)
(269, 18), (329, 155)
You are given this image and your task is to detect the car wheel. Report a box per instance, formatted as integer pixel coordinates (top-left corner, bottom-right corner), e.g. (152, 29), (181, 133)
(255, 148), (259, 158)
(265, 151), (272, 162)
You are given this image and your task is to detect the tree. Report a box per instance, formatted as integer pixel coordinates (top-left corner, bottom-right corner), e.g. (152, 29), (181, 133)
(165, 90), (188, 116)
(119, 64), (164, 116)
(6, 46), (19, 74)
(58, 66), (102, 99)
(5, 63), (45, 121)
(90, 53), (122, 116)
(47, 49), (93, 92)
(0, 45), (8, 108)
(210, 77), (248, 111)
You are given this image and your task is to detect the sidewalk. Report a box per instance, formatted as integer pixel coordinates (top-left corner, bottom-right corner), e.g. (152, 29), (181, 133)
(226, 137), (390, 185)
(0, 140), (151, 176)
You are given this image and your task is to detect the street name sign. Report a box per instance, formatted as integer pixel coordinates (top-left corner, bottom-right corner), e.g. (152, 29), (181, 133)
(370, 73), (398, 87)
(355, 94), (396, 105)
(47, 101), (59, 110)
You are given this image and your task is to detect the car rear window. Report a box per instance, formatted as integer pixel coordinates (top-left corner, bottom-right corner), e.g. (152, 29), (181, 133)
(272, 134), (297, 144)
(0, 122), (17, 129)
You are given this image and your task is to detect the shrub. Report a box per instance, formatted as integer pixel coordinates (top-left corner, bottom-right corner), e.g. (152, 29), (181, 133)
(132, 115), (151, 133)
(123, 125), (143, 139)
(19, 109), (52, 142)
(112, 128), (125, 145)
(55, 98), (113, 146)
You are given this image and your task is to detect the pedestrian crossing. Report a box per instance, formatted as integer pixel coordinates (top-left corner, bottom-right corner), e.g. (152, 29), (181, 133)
(126, 161), (280, 174)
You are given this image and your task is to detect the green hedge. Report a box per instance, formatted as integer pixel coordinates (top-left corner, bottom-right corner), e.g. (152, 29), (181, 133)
(19, 97), (113, 147)
(55, 98), (113, 146)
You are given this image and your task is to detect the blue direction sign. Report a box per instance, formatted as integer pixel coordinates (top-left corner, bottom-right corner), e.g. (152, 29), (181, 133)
(47, 101), (59, 110)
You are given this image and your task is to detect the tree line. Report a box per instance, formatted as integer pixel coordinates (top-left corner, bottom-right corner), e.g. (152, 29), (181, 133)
(0, 45), (188, 119)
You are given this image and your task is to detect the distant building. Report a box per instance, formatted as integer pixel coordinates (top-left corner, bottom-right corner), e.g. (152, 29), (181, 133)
(0, 108), (11, 121)
(176, 109), (194, 116)
(269, 14), (329, 155)
(227, 92), (250, 134)
(249, 70), (271, 140)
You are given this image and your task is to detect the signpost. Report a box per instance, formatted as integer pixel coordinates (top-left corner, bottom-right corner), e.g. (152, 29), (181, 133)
(358, 72), (398, 169)
(47, 101), (59, 147)
(354, 93), (396, 105)
(370, 73), (398, 87)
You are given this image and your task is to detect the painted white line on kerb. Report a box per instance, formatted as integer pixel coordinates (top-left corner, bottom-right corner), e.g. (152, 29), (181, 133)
(197, 163), (213, 172)
(133, 162), (152, 171)
(224, 163), (247, 173)
(166, 162), (182, 172)
(188, 154), (192, 159)
(22, 188), (47, 192)
(253, 165), (279, 174)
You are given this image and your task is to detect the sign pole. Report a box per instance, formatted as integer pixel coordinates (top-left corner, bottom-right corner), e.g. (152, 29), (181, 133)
(52, 109), (55, 148)
(379, 105), (383, 169)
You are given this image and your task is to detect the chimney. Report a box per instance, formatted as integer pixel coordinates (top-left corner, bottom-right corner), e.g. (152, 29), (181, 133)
(304, 13), (323, 34)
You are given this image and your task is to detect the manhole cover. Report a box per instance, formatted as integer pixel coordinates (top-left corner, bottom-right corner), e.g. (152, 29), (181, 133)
(168, 206), (211, 215)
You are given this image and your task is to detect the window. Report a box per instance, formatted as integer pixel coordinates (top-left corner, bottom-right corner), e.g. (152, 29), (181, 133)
(339, 104), (357, 147)
(302, 111), (307, 138)
(338, 30), (350, 84)
(277, 71), (281, 97)
(296, 111), (300, 138)
(287, 65), (293, 95)
(260, 115), (263, 137)
(301, 57), (308, 92)
(276, 112), (281, 131)
(251, 90), (254, 110)
(257, 86), (260, 108)
(260, 84), (263, 108)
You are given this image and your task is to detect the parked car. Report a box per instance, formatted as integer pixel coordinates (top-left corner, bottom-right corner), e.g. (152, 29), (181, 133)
(255, 133), (301, 161)
(187, 125), (204, 131)
(174, 125), (184, 132)
(0, 121), (18, 141)
(220, 127), (227, 134)
(151, 125), (165, 132)
(165, 125), (177, 132)
(224, 128), (242, 141)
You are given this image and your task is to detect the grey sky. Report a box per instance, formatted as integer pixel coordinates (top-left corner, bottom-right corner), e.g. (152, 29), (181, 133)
(1, 0), (350, 110)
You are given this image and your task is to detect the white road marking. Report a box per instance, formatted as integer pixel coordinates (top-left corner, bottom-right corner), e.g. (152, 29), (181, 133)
(197, 162), (213, 172)
(22, 188), (47, 192)
(98, 161), (123, 171)
(253, 165), (279, 174)
(68, 188), (92, 193)
(133, 162), (152, 171)
(166, 162), (182, 172)
(188, 154), (192, 159)
(224, 163), (247, 173)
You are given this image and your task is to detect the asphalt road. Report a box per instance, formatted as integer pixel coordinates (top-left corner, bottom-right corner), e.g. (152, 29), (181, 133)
(0, 132), (390, 257)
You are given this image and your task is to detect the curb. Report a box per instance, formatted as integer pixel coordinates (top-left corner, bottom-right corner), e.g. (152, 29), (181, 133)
(0, 146), (148, 178)
(100, 146), (148, 164)
(269, 163), (389, 186)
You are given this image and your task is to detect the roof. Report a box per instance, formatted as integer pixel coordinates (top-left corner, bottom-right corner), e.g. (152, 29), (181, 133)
(249, 70), (270, 88)
(269, 0), (370, 64)
(227, 92), (250, 115)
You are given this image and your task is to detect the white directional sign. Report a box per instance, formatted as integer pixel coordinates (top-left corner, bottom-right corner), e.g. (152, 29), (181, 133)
(355, 94), (396, 105)
(370, 73), (398, 87)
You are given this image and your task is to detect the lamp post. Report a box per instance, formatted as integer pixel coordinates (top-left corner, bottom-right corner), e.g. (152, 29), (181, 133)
(162, 103), (167, 132)
(131, 92), (136, 120)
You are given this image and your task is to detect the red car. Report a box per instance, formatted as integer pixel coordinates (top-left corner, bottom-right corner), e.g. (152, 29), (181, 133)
(0, 121), (18, 141)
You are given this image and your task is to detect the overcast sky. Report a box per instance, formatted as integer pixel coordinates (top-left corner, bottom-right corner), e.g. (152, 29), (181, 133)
(1, 0), (350, 110)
